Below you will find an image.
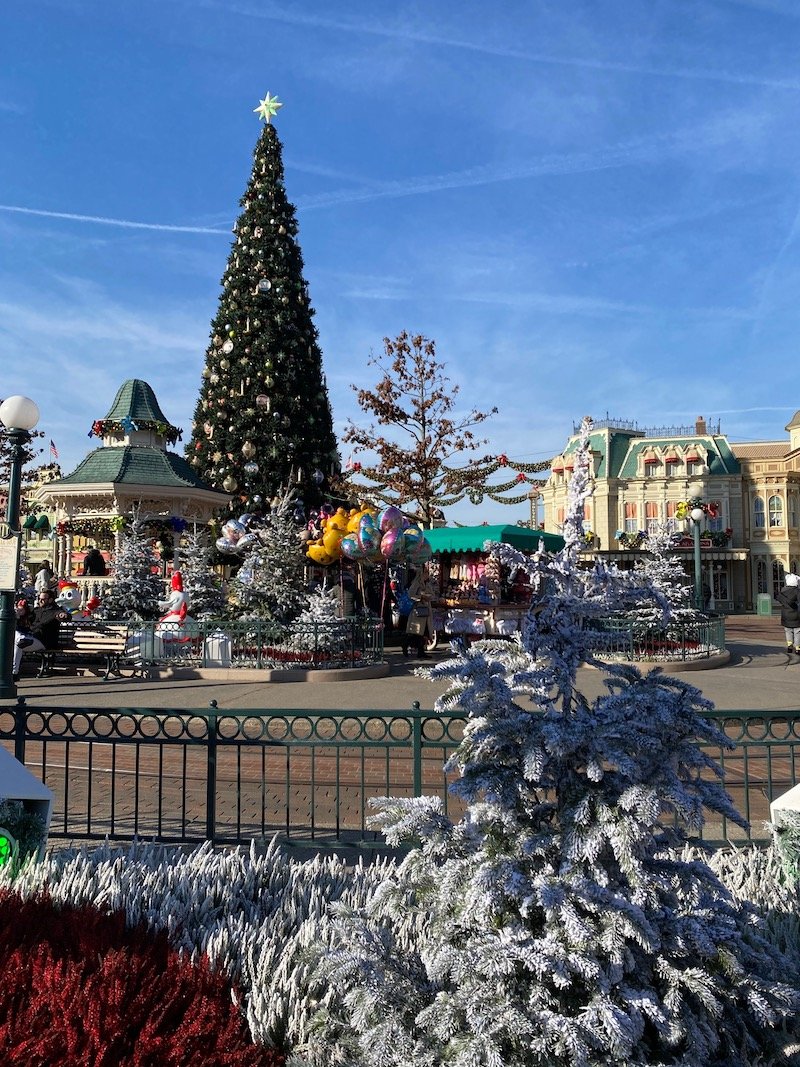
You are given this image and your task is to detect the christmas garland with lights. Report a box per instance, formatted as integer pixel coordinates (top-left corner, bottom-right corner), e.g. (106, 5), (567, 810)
(88, 419), (183, 446)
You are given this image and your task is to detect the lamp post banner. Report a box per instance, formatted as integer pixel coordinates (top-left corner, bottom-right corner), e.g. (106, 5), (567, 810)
(0, 533), (20, 592)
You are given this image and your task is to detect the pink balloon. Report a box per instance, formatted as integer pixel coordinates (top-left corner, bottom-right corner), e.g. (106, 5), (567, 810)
(380, 527), (402, 559)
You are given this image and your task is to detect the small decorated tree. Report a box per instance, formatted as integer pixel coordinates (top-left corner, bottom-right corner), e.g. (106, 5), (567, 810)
(177, 527), (225, 619)
(226, 489), (307, 623)
(304, 418), (799, 1067)
(98, 513), (163, 621)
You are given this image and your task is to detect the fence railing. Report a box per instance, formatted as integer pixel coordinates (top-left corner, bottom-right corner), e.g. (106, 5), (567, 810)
(587, 613), (726, 662)
(127, 616), (385, 671)
(2, 702), (798, 849)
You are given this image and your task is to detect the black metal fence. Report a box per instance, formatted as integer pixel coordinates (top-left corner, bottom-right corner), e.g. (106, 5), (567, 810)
(2, 701), (798, 849)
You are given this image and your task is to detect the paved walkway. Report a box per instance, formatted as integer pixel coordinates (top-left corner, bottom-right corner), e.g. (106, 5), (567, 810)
(4, 613), (798, 713)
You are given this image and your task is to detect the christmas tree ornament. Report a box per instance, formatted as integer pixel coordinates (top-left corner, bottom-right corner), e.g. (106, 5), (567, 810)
(223, 475), (238, 492)
(244, 461), (259, 476)
(257, 278), (272, 293)
(220, 358), (230, 370)
(222, 340), (234, 354)
(242, 440), (257, 458)
(255, 395), (269, 409)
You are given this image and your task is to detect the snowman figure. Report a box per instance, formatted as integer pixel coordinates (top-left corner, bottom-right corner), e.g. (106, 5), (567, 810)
(156, 570), (194, 641)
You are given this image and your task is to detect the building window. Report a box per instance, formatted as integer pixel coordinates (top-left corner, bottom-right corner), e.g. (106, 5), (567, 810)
(583, 503), (592, 525)
(753, 496), (765, 529)
(707, 511), (723, 533)
(769, 495), (783, 528)
(645, 501), (659, 534)
(687, 460), (704, 476)
(665, 461), (680, 478)
(624, 502), (637, 534)
(773, 559), (785, 599)
(665, 501), (679, 532)
(791, 495), (799, 528)
(756, 559), (768, 594)
(556, 507), (565, 529)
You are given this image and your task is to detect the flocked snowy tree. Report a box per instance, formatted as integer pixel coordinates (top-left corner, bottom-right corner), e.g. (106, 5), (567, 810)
(98, 513), (163, 621)
(177, 527), (225, 619)
(226, 488), (307, 623)
(288, 584), (351, 659)
(303, 417), (799, 1067)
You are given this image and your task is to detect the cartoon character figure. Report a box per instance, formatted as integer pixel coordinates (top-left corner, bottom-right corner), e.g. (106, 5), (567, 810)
(55, 582), (90, 620)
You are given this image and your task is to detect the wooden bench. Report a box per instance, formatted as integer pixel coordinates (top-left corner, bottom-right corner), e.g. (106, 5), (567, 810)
(29, 622), (140, 680)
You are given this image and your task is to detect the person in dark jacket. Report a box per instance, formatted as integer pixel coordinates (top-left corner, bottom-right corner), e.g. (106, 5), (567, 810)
(776, 573), (800, 656)
(12, 589), (68, 680)
(82, 546), (107, 576)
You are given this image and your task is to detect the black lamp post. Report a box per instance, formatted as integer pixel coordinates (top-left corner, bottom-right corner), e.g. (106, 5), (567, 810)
(0, 395), (40, 700)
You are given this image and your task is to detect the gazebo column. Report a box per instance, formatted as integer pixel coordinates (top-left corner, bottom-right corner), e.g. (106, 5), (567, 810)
(64, 532), (74, 577)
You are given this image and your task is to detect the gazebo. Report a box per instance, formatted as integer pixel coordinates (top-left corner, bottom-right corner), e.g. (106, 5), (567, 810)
(35, 379), (230, 579)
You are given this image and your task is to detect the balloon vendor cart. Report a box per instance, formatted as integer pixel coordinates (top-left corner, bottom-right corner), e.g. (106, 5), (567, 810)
(421, 525), (565, 647)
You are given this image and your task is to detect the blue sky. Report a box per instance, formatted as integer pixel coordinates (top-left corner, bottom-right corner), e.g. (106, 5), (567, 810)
(3, 0), (800, 525)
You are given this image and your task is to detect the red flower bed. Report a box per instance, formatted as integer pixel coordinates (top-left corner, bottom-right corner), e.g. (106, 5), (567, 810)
(0, 890), (283, 1066)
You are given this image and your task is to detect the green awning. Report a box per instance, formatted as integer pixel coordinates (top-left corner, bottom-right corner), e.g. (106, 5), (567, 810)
(33, 515), (50, 531)
(22, 515), (37, 529)
(422, 524), (564, 555)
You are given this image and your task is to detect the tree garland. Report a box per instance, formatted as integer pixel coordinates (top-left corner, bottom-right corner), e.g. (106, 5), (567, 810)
(342, 453), (553, 515)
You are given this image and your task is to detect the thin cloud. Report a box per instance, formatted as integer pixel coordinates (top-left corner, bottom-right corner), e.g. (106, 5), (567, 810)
(0, 204), (230, 234)
(198, 0), (800, 91)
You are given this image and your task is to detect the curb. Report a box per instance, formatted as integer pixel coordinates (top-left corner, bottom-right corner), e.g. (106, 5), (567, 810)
(149, 661), (392, 683)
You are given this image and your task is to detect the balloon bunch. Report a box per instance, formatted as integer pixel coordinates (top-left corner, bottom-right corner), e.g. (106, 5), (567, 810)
(306, 504), (432, 567)
(215, 514), (261, 555)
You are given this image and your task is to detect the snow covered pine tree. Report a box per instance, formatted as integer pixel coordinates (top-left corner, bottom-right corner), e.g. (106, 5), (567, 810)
(304, 417), (800, 1067)
(98, 512), (163, 621)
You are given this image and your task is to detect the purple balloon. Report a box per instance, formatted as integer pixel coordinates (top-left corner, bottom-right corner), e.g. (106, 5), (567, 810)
(379, 506), (405, 533)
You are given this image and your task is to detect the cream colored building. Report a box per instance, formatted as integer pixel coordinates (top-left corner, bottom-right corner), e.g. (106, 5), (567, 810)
(538, 415), (793, 612)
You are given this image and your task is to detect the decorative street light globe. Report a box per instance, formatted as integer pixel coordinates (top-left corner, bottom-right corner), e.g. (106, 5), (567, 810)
(0, 395), (40, 431)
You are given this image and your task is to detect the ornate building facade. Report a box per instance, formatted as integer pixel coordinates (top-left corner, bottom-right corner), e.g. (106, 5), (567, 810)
(540, 414), (800, 612)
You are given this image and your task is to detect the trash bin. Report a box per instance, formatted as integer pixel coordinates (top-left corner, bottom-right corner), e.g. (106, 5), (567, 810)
(756, 593), (773, 616)
(204, 632), (232, 667)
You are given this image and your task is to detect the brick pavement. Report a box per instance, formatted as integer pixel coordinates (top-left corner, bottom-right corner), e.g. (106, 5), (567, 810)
(3, 614), (797, 852)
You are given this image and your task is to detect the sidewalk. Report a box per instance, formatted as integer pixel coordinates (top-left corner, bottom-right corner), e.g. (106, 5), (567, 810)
(4, 613), (799, 714)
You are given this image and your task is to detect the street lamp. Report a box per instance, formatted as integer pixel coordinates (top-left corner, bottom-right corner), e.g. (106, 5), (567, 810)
(0, 395), (40, 700)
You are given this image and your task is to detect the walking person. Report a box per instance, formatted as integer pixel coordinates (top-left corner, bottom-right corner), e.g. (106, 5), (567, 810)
(776, 572), (800, 657)
(34, 560), (56, 594)
(401, 567), (436, 659)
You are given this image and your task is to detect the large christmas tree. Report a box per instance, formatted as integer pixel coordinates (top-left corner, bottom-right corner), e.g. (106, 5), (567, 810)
(188, 92), (338, 516)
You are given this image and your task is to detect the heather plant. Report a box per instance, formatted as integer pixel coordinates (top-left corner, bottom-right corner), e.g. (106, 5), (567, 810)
(0, 891), (279, 1065)
(301, 417), (800, 1067)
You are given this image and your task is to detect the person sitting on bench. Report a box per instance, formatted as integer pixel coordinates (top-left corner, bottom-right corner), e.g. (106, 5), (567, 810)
(13, 589), (68, 681)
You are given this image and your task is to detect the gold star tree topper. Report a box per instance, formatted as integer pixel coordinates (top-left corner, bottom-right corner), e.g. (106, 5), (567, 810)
(254, 91), (283, 123)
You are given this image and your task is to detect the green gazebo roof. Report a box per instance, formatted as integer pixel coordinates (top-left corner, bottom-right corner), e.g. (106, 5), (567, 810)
(52, 446), (224, 493)
(104, 379), (170, 424)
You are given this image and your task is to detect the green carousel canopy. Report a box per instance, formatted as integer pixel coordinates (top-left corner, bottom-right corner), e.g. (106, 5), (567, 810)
(423, 524), (565, 555)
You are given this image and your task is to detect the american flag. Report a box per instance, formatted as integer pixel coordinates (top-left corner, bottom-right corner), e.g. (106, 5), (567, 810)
(49, 439), (59, 460)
